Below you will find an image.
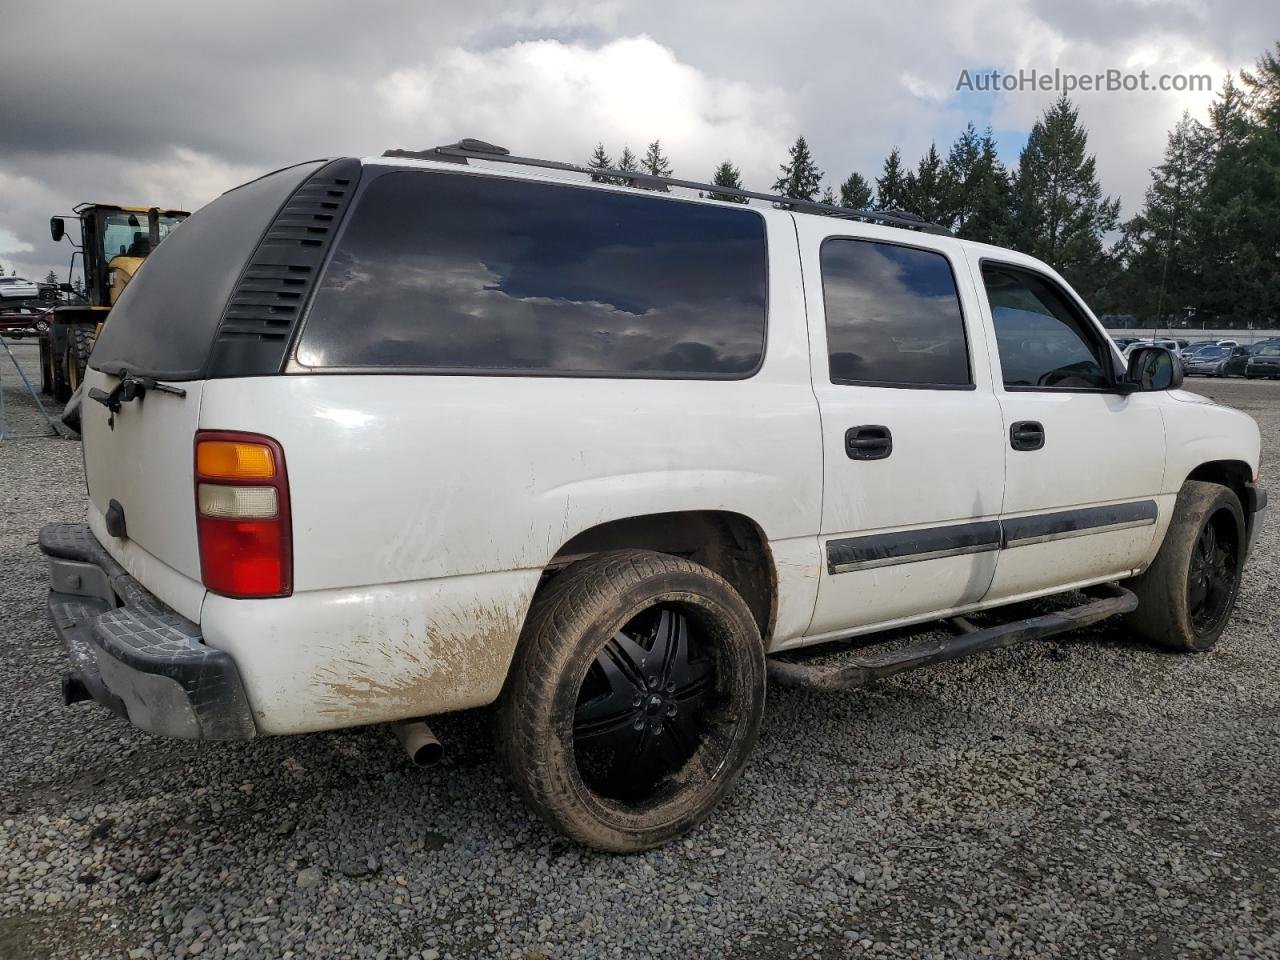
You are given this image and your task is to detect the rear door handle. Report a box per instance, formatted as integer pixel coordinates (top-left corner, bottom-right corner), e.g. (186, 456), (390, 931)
(846, 425), (892, 460)
(1010, 420), (1045, 451)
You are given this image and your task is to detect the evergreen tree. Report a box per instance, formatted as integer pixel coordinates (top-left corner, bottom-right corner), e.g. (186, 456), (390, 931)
(773, 136), (823, 202)
(837, 172), (873, 209)
(875, 148), (909, 210)
(1009, 96), (1120, 302)
(819, 186), (837, 206)
(617, 147), (639, 173)
(1195, 51), (1280, 325)
(44, 269), (59, 286)
(642, 140), (672, 178)
(587, 143), (616, 183)
(903, 143), (953, 224)
(706, 161), (747, 203)
(1116, 113), (1212, 323)
(947, 124), (1012, 244)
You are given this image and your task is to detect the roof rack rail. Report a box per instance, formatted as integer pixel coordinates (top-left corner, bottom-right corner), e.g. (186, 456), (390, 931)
(381, 140), (953, 236)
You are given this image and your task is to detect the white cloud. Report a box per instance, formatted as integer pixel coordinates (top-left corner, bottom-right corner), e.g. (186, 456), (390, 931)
(374, 36), (793, 187)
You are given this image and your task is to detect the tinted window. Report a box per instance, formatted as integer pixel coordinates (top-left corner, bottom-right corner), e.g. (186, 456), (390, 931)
(91, 161), (325, 379)
(820, 239), (970, 387)
(983, 265), (1111, 389)
(296, 171), (768, 377)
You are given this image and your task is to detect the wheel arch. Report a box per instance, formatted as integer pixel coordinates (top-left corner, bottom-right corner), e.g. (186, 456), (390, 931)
(539, 510), (777, 646)
(1184, 459), (1256, 536)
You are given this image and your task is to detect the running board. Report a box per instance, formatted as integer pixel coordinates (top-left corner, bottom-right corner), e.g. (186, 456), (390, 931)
(767, 584), (1138, 692)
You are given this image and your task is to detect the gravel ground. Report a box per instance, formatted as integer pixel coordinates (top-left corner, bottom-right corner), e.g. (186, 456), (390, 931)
(2, 341), (1278, 959)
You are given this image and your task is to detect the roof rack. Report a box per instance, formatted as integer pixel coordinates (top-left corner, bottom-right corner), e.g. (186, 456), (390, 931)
(382, 140), (953, 236)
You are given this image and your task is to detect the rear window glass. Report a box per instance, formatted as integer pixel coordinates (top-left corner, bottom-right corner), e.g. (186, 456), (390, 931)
(295, 171), (768, 377)
(91, 161), (324, 379)
(820, 239), (970, 387)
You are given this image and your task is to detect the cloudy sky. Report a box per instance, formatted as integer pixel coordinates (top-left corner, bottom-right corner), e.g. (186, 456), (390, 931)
(1, 1), (1274, 282)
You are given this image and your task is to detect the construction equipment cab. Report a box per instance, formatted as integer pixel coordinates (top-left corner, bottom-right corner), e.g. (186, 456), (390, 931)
(43, 203), (188, 400)
(39, 142), (1265, 852)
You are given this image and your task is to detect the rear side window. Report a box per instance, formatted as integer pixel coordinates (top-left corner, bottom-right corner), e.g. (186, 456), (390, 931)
(820, 239), (971, 388)
(295, 171), (768, 377)
(90, 161), (325, 379)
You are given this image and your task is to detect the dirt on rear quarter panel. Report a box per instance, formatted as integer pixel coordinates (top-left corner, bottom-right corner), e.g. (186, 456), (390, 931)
(310, 596), (530, 725)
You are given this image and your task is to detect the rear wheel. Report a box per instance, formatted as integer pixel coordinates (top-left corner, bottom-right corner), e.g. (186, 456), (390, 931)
(497, 550), (765, 852)
(1123, 481), (1246, 652)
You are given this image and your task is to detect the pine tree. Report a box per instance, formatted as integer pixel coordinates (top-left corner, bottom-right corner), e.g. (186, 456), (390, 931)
(618, 147), (639, 173)
(773, 136), (823, 202)
(875, 148), (909, 210)
(1009, 96), (1120, 303)
(587, 143), (615, 183)
(1194, 50), (1280, 326)
(44, 269), (59, 286)
(903, 143), (953, 224)
(707, 161), (747, 202)
(642, 140), (672, 178)
(947, 124), (1012, 244)
(1116, 113), (1212, 324)
(819, 186), (837, 206)
(837, 172), (873, 209)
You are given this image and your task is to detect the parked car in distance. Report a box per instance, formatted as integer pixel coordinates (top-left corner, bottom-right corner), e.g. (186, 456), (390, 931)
(1245, 343), (1280, 379)
(1182, 340), (1220, 356)
(1123, 338), (1181, 358)
(0, 276), (41, 301)
(1182, 345), (1233, 376)
(1112, 337), (1137, 350)
(0, 305), (52, 340)
(39, 144), (1266, 851)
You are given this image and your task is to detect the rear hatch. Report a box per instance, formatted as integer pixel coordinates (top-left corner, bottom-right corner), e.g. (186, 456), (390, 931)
(80, 160), (334, 617)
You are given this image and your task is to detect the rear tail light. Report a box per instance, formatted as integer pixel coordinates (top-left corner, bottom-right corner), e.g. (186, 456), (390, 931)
(194, 431), (292, 598)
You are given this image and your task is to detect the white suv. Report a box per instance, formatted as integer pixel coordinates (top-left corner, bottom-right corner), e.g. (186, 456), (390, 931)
(41, 141), (1265, 851)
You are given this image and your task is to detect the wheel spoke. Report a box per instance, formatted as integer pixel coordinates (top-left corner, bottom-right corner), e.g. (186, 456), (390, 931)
(601, 632), (650, 691)
(573, 685), (638, 742)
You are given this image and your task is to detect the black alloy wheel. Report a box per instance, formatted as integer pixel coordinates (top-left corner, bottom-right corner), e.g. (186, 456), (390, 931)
(572, 605), (717, 803)
(1187, 508), (1240, 637)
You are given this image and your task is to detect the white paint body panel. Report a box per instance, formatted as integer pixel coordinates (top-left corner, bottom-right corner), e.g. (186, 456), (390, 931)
(72, 156), (1263, 735)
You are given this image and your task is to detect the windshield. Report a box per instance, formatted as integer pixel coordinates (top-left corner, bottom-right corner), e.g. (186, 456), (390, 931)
(1197, 347), (1227, 359)
(101, 212), (185, 261)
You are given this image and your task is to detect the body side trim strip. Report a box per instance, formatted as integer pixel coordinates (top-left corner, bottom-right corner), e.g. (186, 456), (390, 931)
(825, 500), (1159, 574)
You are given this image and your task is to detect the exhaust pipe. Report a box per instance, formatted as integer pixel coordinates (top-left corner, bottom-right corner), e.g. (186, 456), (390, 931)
(391, 720), (444, 767)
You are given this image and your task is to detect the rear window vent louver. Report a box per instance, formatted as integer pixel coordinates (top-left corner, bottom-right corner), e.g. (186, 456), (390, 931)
(207, 159), (362, 378)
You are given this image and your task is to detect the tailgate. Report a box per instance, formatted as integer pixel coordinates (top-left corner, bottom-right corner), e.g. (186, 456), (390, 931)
(81, 368), (206, 616)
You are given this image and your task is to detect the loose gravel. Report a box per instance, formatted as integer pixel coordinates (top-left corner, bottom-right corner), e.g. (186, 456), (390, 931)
(2, 341), (1278, 959)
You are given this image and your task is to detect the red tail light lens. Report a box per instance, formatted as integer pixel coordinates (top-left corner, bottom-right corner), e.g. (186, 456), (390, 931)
(194, 431), (292, 598)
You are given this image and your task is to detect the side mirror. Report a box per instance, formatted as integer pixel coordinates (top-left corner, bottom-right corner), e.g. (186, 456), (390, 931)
(1125, 346), (1183, 392)
(50, 217), (65, 243)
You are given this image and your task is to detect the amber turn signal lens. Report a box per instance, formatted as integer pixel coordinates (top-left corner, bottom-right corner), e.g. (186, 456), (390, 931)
(196, 440), (276, 480)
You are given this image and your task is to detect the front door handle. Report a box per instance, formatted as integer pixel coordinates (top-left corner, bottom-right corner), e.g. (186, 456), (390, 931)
(846, 425), (892, 460)
(1010, 420), (1045, 451)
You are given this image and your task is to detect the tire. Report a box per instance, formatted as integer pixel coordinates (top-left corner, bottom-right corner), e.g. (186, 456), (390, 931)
(1122, 481), (1246, 652)
(66, 326), (94, 391)
(496, 549), (766, 852)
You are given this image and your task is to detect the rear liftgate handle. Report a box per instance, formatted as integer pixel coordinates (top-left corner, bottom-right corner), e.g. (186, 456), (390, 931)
(846, 425), (893, 461)
(1010, 420), (1045, 451)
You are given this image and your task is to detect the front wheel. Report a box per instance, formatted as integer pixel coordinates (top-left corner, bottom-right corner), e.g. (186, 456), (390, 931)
(497, 550), (765, 852)
(1122, 481), (1246, 652)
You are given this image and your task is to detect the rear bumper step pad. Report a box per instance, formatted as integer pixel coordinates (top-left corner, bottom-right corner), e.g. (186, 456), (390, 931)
(39, 523), (256, 740)
(768, 584), (1138, 692)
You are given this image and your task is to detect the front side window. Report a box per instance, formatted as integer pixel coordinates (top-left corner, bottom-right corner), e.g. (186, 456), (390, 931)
(296, 171), (768, 377)
(982, 265), (1112, 390)
(820, 239), (971, 387)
